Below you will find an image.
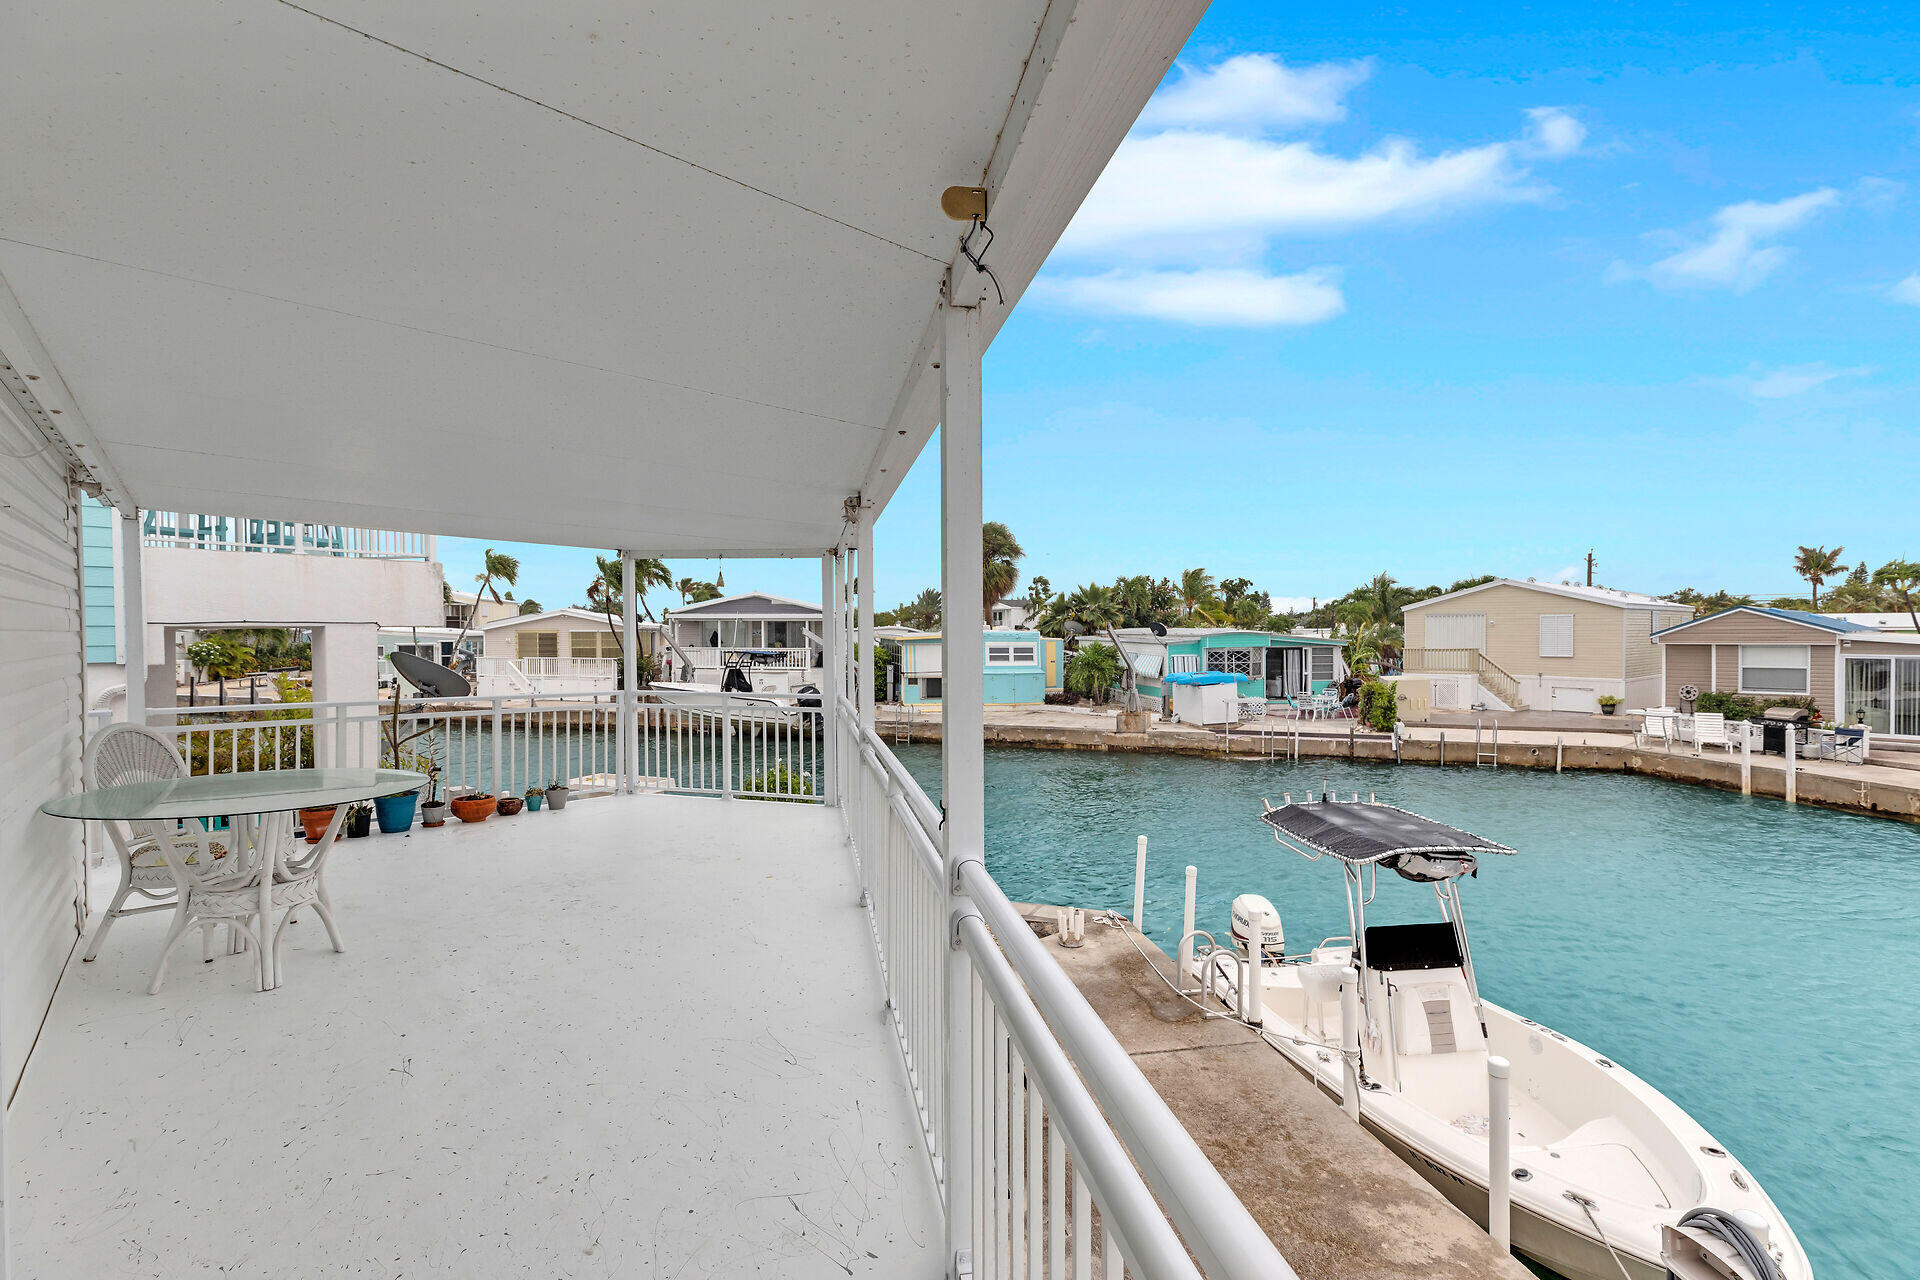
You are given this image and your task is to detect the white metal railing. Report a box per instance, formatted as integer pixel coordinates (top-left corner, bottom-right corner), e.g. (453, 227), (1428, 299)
(141, 511), (430, 559)
(673, 645), (815, 672)
(151, 692), (824, 804)
(833, 697), (1295, 1280)
(521, 657), (617, 680)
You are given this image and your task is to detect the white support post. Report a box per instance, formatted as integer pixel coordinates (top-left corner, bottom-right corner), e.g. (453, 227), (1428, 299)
(621, 551), (637, 795)
(940, 287), (986, 1279)
(120, 510), (146, 724)
(821, 551), (843, 805)
(1340, 977), (1362, 1122)
(1741, 726), (1753, 795)
(1132, 835), (1148, 930)
(1784, 729), (1797, 804)
(857, 509), (875, 729)
(1488, 1056), (1512, 1252)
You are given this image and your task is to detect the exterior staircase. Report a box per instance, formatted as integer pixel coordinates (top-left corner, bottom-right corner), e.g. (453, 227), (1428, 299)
(1402, 647), (1529, 711)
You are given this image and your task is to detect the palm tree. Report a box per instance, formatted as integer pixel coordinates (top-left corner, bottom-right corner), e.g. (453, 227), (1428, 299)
(1176, 568), (1221, 625)
(982, 522), (1024, 622)
(1113, 575), (1156, 629)
(1348, 572), (1401, 628)
(1794, 545), (1845, 610)
(1873, 559), (1920, 633)
(450, 548), (519, 659)
(518, 599), (542, 615)
(1068, 582), (1121, 630)
(897, 588), (941, 631)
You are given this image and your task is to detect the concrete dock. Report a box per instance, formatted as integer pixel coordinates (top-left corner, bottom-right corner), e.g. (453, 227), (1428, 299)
(1020, 905), (1533, 1280)
(881, 704), (1920, 823)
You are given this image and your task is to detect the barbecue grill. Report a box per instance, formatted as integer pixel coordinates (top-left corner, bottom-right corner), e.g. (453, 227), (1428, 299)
(1753, 705), (1812, 756)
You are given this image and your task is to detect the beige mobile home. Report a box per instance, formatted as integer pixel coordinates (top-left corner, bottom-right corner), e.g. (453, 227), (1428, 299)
(1403, 579), (1694, 713)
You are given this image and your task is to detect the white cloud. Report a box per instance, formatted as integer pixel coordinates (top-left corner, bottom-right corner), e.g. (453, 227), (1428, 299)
(1060, 119), (1568, 254)
(1036, 268), (1346, 327)
(1139, 55), (1372, 132)
(1624, 189), (1837, 293)
(1521, 107), (1586, 159)
(1890, 273), (1920, 306)
(1716, 362), (1872, 399)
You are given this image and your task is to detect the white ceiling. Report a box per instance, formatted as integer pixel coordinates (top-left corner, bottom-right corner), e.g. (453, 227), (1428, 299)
(0, 0), (1202, 556)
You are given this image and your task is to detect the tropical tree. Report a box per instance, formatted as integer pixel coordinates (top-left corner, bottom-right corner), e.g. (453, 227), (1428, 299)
(1065, 642), (1121, 702)
(186, 635), (255, 680)
(897, 588), (942, 631)
(1064, 582), (1122, 631)
(1873, 559), (1920, 633)
(1018, 576), (1054, 622)
(1825, 562), (1883, 613)
(452, 548), (520, 657)
(1176, 568), (1221, 625)
(518, 599), (542, 615)
(586, 555), (675, 686)
(1794, 545), (1845, 609)
(982, 521), (1025, 622)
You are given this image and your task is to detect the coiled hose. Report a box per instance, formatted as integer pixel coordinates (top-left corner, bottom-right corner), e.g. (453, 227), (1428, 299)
(1668, 1207), (1781, 1280)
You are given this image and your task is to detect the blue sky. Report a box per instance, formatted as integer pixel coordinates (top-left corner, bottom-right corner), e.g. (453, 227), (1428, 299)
(446, 2), (1920, 616)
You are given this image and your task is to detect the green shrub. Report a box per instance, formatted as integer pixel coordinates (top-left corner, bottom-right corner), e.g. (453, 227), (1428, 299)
(1356, 679), (1398, 732)
(1694, 691), (1819, 722)
(742, 763), (814, 803)
(1065, 643), (1121, 703)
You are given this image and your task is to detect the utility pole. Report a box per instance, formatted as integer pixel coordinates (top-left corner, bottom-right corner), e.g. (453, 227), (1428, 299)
(1585, 550), (1596, 587)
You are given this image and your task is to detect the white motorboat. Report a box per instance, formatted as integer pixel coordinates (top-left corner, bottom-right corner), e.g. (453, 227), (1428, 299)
(1183, 792), (1810, 1280)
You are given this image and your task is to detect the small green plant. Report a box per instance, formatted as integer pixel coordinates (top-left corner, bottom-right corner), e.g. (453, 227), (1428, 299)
(1596, 694), (1622, 708)
(1065, 642), (1121, 703)
(743, 763), (814, 803)
(524, 785), (542, 797)
(1695, 691), (1819, 722)
(1356, 679), (1398, 732)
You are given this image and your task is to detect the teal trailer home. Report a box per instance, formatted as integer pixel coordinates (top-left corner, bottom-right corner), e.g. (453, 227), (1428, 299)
(1110, 627), (1348, 704)
(894, 629), (1062, 707)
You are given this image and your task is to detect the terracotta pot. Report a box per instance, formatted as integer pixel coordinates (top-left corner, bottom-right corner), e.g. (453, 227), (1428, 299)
(298, 805), (341, 844)
(495, 795), (524, 817)
(450, 794), (495, 824)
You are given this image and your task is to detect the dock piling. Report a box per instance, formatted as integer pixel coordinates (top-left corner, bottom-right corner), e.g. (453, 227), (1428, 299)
(1178, 865), (1198, 993)
(1132, 836), (1148, 931)
(1785, 735), (1798, 804)
(1555, 736), (1563, 773)
(1741, 729), (1752, 795)
(1488, 1056), (1512, 1253)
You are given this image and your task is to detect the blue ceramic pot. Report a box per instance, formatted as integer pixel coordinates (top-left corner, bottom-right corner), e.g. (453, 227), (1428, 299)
(374, 791), (419, 834)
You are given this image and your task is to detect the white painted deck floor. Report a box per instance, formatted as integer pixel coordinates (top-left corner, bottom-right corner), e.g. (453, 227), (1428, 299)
(12, 792), (942, 1278)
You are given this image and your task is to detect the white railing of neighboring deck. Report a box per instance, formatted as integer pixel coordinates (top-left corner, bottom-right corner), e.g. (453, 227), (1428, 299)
(832, 696), (1296, 1280)
(153, 692), (823, 803)
(141, 511), (431, 560)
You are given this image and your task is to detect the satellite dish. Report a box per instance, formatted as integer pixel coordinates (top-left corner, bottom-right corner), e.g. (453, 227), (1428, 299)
(1148, 621), (1168, 637)
(1062, 621), (1087, 637)
(389, 650), (472, 698)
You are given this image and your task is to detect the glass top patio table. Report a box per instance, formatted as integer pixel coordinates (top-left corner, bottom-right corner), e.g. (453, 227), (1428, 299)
(40, 769), (427, 822)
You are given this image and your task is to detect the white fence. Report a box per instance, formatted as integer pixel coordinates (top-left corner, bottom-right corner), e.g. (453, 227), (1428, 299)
(158, 693), (823, 803)
(833, 697), (1294, 1280)
(141, 511), (431, 559)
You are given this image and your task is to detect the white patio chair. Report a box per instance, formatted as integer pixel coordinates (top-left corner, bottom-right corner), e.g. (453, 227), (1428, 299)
(1691, 712), (1735, 755)
(1637, 710), (1676, 749)
(82, 724), (241, 971)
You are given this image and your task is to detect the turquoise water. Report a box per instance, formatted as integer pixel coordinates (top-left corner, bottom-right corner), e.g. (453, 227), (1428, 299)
(893, 745), (1919, 1280)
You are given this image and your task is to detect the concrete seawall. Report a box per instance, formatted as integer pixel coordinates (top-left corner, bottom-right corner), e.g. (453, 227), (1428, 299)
(1019, 905), (1534, 1280)
(880, 712), (1920, 823)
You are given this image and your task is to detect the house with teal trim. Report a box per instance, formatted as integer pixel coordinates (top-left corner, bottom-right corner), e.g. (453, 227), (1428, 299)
(893, 630), (1061, 707)
(1109, 627), (1347, 705)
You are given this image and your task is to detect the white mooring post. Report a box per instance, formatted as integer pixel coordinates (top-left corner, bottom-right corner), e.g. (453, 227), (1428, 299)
(1784, 729), (1797, 804)
(1243, 938), (1263, 1027)
(1340, 976), (1362, 1122)
(1133, 835), (1148, 930)
(1178, 864), (1198, 992)
(1488, 1056), (1512, 1252)
(1741, 725), (1753, 795)
(1555, 735), (1563, 773)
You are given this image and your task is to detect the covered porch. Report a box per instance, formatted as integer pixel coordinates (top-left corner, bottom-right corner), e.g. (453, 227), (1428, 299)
(12, 791), (940, 1276)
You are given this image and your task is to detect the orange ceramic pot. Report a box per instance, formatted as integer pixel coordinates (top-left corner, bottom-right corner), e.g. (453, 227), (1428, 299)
(298, 805), (341, 844)
(449, 794), (495, 824)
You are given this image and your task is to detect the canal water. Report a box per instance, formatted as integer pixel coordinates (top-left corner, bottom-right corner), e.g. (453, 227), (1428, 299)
(894, 744), (1918, 1280)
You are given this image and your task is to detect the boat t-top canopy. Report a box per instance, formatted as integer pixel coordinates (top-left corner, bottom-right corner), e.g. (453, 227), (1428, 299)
(1260, 797), (1514, 882)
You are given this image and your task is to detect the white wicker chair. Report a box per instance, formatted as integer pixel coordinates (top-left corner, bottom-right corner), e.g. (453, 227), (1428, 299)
(82, 724), (239, 972)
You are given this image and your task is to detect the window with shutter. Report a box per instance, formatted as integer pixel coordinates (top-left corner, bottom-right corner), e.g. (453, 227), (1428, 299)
(516, 631), (559, 659)
(1539, 614), (1574, 658)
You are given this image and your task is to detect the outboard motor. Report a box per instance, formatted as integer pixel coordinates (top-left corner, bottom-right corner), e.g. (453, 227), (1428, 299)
(1230, 894), (1285, 962)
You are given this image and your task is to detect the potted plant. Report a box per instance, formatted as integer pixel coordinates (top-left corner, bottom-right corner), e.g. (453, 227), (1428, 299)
(374, 788), (419, 833)
(344, 802), (373, 838)
(544, 779), (571, 810)
(524, 785), (545, 812)
(420, 760), (449, 827)
(1596, 695), (1622, 716)
(496, 792), (524, 817)
(297, 805), (341, 844)
(450, 792), (495, 823)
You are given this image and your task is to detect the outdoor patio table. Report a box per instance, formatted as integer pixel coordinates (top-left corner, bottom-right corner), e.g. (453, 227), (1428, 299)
(42, 768), (425, 990)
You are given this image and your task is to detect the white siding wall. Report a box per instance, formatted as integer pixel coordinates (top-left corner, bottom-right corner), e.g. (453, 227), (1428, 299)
(0, 397), (86, 1094)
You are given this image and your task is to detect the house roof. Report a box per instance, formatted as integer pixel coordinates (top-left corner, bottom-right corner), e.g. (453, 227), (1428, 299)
(1405, 578), (1689, 612)
(482, 607), (659, 630)
(665, 593), (821, 620)
(1110, 627), (1342, 646)
(1650, 605), (1875, 640)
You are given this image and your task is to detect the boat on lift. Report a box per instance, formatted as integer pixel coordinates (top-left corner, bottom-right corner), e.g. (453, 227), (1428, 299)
(1183, 792), (1809, 1280)
(649, 651), (817, 724)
